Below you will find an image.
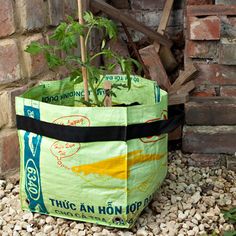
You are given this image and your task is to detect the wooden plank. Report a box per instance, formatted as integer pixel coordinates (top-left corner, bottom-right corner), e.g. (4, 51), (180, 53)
(158, 0), (174, 35)
(176, 80), (195, 95)
(169, 63), (197, 93)
(91, 0), (172, 47)
(154, 0), (174, 52)
(187, 5), (236, 16)
(140, 45), (171, 90)
(169, 93), (189, 106)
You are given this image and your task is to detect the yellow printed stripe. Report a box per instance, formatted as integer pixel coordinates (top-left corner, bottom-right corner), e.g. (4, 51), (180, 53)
(71, 150), (166, 180)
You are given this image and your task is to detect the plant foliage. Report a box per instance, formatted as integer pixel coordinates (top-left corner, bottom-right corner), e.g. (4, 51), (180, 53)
(25, 12), (140, 106)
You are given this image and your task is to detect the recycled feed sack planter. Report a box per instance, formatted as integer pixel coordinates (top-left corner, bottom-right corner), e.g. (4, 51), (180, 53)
(16, 75), (180, 228)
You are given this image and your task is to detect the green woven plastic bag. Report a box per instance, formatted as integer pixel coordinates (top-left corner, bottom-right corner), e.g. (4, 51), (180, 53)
(16, 75), (168, 228)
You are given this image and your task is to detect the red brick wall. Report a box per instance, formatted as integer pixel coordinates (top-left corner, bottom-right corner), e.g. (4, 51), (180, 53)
(183, 0), (236, 168)
(0, 0), (79, 174)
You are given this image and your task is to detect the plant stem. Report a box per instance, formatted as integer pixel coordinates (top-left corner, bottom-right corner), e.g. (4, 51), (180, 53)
(85, 25), (93, 47)
(88, 76), (101, 106)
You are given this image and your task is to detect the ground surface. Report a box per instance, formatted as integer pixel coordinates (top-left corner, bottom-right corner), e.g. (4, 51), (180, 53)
(0, 151), (235, 236)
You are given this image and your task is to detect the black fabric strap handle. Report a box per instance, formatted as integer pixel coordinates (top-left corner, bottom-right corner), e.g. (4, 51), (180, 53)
(16, 112), (184, 143)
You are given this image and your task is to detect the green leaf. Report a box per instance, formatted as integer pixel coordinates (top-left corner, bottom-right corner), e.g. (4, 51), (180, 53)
(44, 52), (62, 68)
(25, 42), (43, 54)
(224, 231), (236, 236)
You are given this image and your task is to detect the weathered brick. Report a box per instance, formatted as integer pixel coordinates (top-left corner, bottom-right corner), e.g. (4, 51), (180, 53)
(186, 40), (218, 59)
(191, 86), (217, 97)
(219, 38), (236, 65)
(183, 125), (236, 154)
(21, 34), (47, 78)
(0, 0), (15, 38)
(110, 0), (130, 9)
(215, 0), (236, 5)
(220, 86), (236, 97)
(189, 16), (221, 40)
(130, 0), (184, 10)
(186, 0), (213, 5)
(187, 5), (236, 17)
(48, 0), (64, 26)
(0, 129), (20, 173)
(0, 39), (21, 85)
(130, 0), (165, 10)
(17, 0), (45, 31)
(221, 16), (236, 39)
(194, 63), (236, 86)
(64, 0), (78, 19)
(185, 99), (236, 125)
(188, 154), (223, 168)
(0, 86), (28, 128)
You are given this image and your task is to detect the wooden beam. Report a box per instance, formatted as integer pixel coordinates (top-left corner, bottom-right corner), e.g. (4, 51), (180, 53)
(176, 80), (195, 95)
(154, 0), (174, 52)
(187, 5), (236, 16)
(140, 45), (171, 91)
(169, 64), (198, 93)
(169, 93), (189, 106)
(90, 0), (172, 47)
(158, 0), (174, 35)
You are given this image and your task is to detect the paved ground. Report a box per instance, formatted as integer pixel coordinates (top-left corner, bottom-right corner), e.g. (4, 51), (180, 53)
(0, 151), (235, 236)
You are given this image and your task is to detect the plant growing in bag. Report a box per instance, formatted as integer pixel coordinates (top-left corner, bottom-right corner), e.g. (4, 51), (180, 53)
(25, 12), (140, 107)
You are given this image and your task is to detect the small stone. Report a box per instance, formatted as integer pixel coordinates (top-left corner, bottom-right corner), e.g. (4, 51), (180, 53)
(0, 180), (6, 189)
(44, 225), (53, 234)
(0, 190), (5, 200)
(78, 231), (86, 236)
(14, 225), (22, 231)
(137, 228), (148, 236)
(46, 216), (55, 224)
(5, 183), (14, 191)
(75, 223), (84, 230)
(26, 225), (33, 233)
(190, 192), (201, 204)
(23, 212), (34, 221)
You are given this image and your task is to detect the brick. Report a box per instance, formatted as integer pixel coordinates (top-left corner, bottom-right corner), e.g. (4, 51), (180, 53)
(215, 0), (236, 5)
(185, 99), (236, 125)
(64, 0), (78, 19)
(191, 86), (217, 97)
(0, 39), (21, 85)
(17, 0), (45, 31)
(221, 16), (236, 39)
(110, 0), (130, 9)
(186, 41), (218, 59)
(182, 126), (236, 154)
(21, 34), (47, 78)
(187, 5), (236, 16)
(194, 63), (236, 86)
(226, 156), (236, 171)
(189, 16), (220, 40)
(0, 129), (20, 173)
(48, 0), (64, 26)
(130, 0), (165, 10)
(0, 86), (28, 128)
(0, 0), (15, 38)
(188, 154), (223, 168)
(186, 0), (213, 5)
(220, 86), (236, 97)
(130, 0), (184, 10)
(219, 38), (236, 65)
